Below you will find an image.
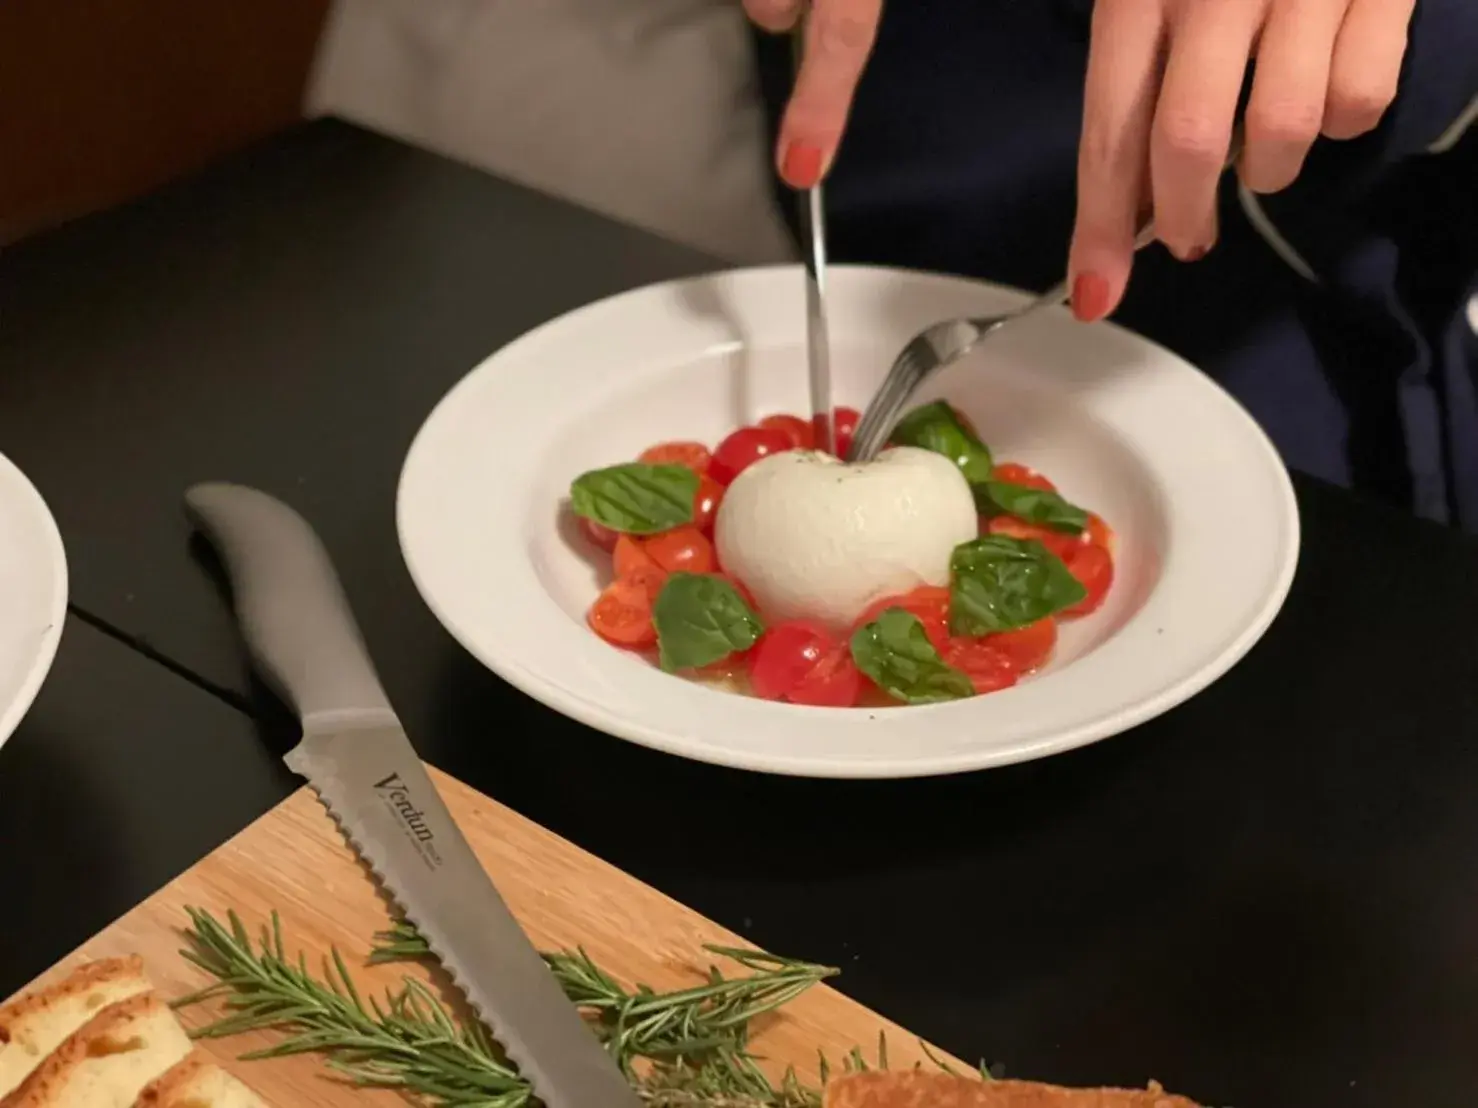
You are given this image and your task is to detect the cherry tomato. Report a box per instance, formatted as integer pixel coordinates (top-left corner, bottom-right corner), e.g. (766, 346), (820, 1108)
(614, 526), (715, 577)
(587, 566), (665, 647)
(578, 515), (619, 552)
(693, 473), (725, 534)
(812, 407), (861, 458)
(1063, 543), (1114, 617)
(941, 638), (1020, 695)
(985, 515), (1080, 561)
(645, 526), (716, 574)
(758, 413), (816, 450)
(749, 621), (863, 707)
(612, 533), (658, 577)
(638, 441), (712, 473)
(789, 641), (865, 706)
(855, 585), (951, 654)
(983, 618), (1057, 673)
(991, 462), (1057, 493)
(1086, 512), (1115, 554)
(710, 426), (794, 485)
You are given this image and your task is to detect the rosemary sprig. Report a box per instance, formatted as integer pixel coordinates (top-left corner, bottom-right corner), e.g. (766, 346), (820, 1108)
(373, 921), (832, 1066)
(177, 907), (526, 1105)
(174, 907), (847, 1108)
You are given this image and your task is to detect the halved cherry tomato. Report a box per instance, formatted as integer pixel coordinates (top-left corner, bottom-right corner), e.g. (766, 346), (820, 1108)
(1086, 512), (1115, 554)
(638, 441), (712, 473)
(710, 426), (794, 485)
(693, 473), (725, 534)
(578, 516), (619, 552)
(983, 618), (1057, 672)
(991, 462), (1057, 493)
(985, 515), (1081, 561)
(614, 526), (715, 577)
(749, 621), (863, 707)
(1063, 543), (1114, 617)
(758, 413), (816, 450)
(812, 406), (861, 458)
(613, 533), (658, 577)
(587, 566), (666, 647)
(941, 638), (1019, 695)
(645, 526), (715, 574)
(788, 641), (864, 706)
(854, 585), (951, 654)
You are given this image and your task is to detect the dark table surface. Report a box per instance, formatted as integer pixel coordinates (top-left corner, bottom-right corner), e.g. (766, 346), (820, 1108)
(0, 615), (292, 991)
(4, 119), (1478, 1108)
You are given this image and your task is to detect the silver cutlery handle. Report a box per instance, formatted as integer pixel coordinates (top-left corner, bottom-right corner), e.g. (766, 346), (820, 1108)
(185, 482), (394, 729)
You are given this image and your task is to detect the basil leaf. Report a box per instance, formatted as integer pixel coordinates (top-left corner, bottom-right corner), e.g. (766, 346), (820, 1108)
(889, 401), (994, 484)
(652, 572), (765, 673)
(982, 481), (1088, 534)
(891, 405), (1093, 533)
(949, 536), (1087, 634)
(849, 608), (974, 704)
(570, 463), (697, 535)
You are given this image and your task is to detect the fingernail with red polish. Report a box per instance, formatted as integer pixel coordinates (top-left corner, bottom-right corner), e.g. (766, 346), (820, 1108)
(781, 143), (825, 189)
(1071, 272), (1112, 322)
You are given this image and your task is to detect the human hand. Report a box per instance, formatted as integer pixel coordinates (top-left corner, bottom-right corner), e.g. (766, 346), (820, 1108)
(743, 0), (882, 189)
(1069, 0), (1416, 322)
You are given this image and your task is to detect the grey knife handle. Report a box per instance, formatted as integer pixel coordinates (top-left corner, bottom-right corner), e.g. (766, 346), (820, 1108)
(185, 482), (395, 730)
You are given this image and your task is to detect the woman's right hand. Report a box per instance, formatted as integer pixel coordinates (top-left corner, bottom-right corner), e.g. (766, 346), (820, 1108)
(1069, 0), (1414, 322)
(743, 0), (883, 189)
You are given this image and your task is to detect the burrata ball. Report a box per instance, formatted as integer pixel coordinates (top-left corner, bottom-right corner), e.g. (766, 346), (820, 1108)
(714, 446), (977, 630)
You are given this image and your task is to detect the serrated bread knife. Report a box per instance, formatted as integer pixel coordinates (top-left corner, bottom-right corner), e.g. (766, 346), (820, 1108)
(184, 481), (640, 1108)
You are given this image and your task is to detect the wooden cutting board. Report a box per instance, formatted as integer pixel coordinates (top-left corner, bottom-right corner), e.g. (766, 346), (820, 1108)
(9, 766), (955, 1105)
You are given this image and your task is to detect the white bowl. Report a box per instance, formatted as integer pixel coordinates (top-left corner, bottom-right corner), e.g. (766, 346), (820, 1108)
(0, 451), (68, 751)
(397, 265), (1299, 778)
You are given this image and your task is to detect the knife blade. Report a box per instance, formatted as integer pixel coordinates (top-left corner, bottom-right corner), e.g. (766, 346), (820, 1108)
(791, 13), (835, 455)
(184, 481), (641, 1108)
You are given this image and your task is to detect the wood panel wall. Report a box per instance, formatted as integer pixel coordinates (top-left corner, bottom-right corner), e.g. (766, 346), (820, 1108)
(0, 0), (331, 244)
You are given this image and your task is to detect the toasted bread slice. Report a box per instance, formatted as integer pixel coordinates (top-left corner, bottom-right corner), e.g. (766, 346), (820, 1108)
(824, 1071), (1204, 1108)
(0, 959), (153, 1099)
(133, 1053), (269, 1108)
(0, 993), (192, 1108)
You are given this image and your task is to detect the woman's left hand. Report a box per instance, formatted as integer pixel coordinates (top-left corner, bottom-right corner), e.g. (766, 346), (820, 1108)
(1069, 0), (1417, 322)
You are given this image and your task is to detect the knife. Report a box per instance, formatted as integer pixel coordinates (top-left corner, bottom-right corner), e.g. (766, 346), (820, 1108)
(184, 481), (641, 1108)
(791, 11), (835, 455)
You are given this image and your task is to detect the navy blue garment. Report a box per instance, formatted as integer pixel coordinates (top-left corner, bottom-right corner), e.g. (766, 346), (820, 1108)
(752, 0), (1478, 528)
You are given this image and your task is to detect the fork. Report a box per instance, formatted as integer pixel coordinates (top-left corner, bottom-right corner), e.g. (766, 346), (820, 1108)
(846, 135), (1245, 464)
(844, 224), (1156, 463)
